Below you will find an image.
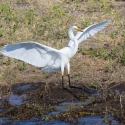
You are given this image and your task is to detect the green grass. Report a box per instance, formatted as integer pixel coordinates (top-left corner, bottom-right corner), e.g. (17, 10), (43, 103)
(86, 43), (125, 66)
(0, 0), (125, 85)
(0, 0), (123, 45)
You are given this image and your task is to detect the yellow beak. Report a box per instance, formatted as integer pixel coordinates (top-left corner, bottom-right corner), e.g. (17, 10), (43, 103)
(76, 28), (83, 32)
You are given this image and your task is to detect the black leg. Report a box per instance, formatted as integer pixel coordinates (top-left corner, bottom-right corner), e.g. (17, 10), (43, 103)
(62, 76), (79, 100)
(68, 74), (83, 90)
(62, 76), (64, 88)
(68, 74), (90, 94)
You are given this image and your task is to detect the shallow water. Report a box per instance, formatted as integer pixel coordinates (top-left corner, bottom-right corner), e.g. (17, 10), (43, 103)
(0, 117), (70, 125)
(0, 84), (120, 125)
(0, 114), (119, 125)
(55, 98), (94, 112)
(13, 84), (31, 91)
(78, 115), (119, 125)
(8, 94), (26, 105)
(0, 99), (120, 125)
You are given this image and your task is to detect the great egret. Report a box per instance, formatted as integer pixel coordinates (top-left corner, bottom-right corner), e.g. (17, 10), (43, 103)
(0, 20), (110, 99)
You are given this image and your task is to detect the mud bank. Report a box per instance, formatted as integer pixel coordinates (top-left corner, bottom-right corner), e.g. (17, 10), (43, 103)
(0, 82), (124, 124)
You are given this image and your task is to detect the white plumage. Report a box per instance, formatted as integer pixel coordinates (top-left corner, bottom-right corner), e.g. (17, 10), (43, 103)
(0, 20), (110, 78)
(68, 20), (110, 49)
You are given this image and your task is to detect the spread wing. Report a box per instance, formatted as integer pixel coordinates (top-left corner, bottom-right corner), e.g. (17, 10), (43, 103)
(68, 20), (110, 49)
(0, 41), (61, 68)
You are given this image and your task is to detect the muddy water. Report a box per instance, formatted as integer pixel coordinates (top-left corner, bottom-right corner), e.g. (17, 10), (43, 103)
(0, 84), (120, 125)
(8, 94), (26, 105)
(78, 115), (119, 125)
(0, 115), (119, 125)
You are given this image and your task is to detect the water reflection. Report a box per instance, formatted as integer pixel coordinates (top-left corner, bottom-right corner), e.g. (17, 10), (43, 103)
(0, 115), (119, 125)
(78, 115), (119, 125)
(8, 94), (26, 105)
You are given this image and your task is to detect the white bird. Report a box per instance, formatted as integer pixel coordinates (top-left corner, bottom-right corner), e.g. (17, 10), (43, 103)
(0, 20), (110, 98)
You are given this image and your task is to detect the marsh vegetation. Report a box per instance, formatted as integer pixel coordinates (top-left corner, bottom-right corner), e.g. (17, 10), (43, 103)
(0, 0), (125, 124)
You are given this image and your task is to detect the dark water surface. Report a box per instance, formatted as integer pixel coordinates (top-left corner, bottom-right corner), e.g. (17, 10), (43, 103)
(0, 115), (119, 125)
(0, 84), (120, 125)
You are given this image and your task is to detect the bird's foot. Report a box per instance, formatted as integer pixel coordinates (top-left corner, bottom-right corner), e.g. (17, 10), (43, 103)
(63, 87), (79, 100)
(69, 85), (90, 94)
(69, 85), (84, 90)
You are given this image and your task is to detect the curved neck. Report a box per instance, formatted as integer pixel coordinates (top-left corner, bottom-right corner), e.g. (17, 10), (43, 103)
(68, 27), (78, 58)
(70, 39), (78, 58)
(68, 27), (75, 40)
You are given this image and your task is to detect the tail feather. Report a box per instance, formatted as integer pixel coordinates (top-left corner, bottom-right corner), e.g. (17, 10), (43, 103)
(41, 67), (60, 73)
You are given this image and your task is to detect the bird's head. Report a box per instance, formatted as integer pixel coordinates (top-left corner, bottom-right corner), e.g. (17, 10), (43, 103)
(72, 26), (83, 32)
(68, 26), (83, 40)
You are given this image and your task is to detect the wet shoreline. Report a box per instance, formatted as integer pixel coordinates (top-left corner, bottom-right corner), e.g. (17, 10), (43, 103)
(0, 83), (122, 125)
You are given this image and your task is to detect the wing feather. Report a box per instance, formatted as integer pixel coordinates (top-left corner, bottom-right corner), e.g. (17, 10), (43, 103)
(68, 20), (110, 49)
(0, 41), (60, 67)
